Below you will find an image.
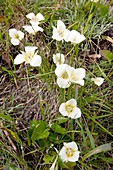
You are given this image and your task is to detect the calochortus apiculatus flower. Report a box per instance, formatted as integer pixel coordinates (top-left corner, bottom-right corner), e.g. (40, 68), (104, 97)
(14, 46), (42, 67)
(59, 99), (81, 119)
(55, 64), (86, 88)
(26, 12), (44, 26)
(52, 20), (70, 42)
(9, 28), (24, 46)
(91, 77), (104, 86)
(68, 30), (86, 44)
(59, 141), (80, 162)
(53, 53), (65, 66)
(23, 12), (44, 34)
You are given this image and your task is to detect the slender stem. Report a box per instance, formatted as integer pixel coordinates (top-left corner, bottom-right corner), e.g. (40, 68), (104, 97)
(25, 65), (31, 91)
(75, 85), (78, 100)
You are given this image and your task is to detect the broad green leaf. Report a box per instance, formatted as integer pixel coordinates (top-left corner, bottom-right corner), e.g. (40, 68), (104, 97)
(82, 143), (112, 161)
(38, 129), (50, 139)
(100, 50), (113, 63)
(28, 120), (39, 146)
(56, 116), (68, 124)
(31, 120), (48, 143)
(51, 123), (66, 134)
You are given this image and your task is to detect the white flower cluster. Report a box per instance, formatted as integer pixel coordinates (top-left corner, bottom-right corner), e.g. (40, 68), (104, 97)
(9, 12), (45, 66)
(52, 20), (86, 44)
(8, 12), (104, 166)
(55, 64), (85, 88)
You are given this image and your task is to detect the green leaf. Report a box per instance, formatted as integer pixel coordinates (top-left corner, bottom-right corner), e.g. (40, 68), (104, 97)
(100, 50), (113, 63)
(98, 4), (108, 17)
(31, 120), (49, 143)
(56, 116), (68, 124)
(82, 143), (112, 161)
(3, 128), (22, 144)
(43, 155), (53, 164)
(28, 120), (39, 146)
(51, 123), (66, 134)
(0, 113), (11, 121)
(65, 161), (76, 168)
(38, 129), (50, 139)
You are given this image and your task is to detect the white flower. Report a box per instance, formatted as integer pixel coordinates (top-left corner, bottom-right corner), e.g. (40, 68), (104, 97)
(9, 28), (24, 46)
(14, 46), (42, 67)
(91, 77), (104, 86)
(59, 99), (81, 119)
(53, 53), (65, 66)
(55, 64), (71, 88)
(59, 141), (80, 162)
(55, 64), (86, 88)
(26, 12), (44, 25)
(69, 30), (85, 44)
(68, 67), (86, 86)
(23, 24), (43, 35)
(52, 20), (70, 42)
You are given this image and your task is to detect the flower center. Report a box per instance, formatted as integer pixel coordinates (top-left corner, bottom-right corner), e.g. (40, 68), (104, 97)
(32, 16), (38, 22)
(65, 104), (74, 113)
(58, 29), (64, 37)
(24, 53), (34, 63)
(61, 71), (69, 79)
(66, 147), (76, 157)
(14, 34), (20, 39)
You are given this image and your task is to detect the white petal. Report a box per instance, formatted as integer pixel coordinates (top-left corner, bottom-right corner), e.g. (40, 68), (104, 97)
(11, 38), (20, 45)
(59, 103), (68, 116)
(63, 29), (71, 42)
(64, 141), (78, 151)
(69, 68), (86, 83)
(91, 77), (104, 86)
(69, 107), (81, 119)
(17, 31), (24, 40)
(25, 46), (38, 54)
(68, 151), (80, 162)
(55, 64), (69, 77)
(74, 68), (86, 79)
(32, 24), (43, 32)
(23, 25), (35, 34)
(59, 146), (67, 162)
(52, 27), (63, 41)
(73, 80), (84, 86)
(30, 20), (39, 26)
(69, 30), (85, 44)
(36, 13), (44, 21)
(29, 54), (42, 67)
(53, 53), (65, 66)
(57, 78), (71, 88)
(57, 20), (66, 31)
(66, 99), (77, 107)
(14, 54), (25, 64)
(26, 13), (35, 19)
(9, 28), (17, 38)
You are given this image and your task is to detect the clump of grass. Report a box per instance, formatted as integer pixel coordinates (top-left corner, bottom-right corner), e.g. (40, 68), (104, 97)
(0, 0), (113, 169)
